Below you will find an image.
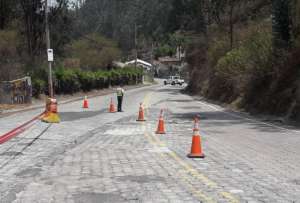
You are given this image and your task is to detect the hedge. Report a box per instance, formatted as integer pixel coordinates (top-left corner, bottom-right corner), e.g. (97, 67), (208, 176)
(32, 66), (143, 96)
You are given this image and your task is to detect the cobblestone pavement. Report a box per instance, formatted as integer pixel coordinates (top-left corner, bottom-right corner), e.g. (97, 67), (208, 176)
(1, 83), (300, 202)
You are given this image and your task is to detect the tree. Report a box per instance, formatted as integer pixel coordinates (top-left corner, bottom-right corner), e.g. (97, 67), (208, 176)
(0, 30), (21, 80)
(49, 0), (75, 56)
(167, 0), (207, 33)
(20, 0), (45, 60)
(208, 0), (243, 49)
(76, 0), (172, 52)
(290, 0), (300, 39)
(66, 33), (121, 70)
(272, 0), (292, 48)
(0, 0), (16, 29)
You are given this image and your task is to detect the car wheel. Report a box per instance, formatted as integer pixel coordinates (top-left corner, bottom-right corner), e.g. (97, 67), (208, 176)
(171, 82), (175, 85)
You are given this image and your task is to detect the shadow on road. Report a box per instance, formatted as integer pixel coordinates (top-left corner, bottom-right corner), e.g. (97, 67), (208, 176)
(179, 106), (202, 110)
(171, 111), (286, 133)
(60, 109), (107, 122)
(156, 87), (183, 95)
(167, 99), (195, 103)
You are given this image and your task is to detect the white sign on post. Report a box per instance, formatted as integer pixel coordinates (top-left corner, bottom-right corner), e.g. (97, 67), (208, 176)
(47, 49), (54, 62)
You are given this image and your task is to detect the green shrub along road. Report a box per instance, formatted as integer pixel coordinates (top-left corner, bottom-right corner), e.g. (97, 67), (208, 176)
(32, 66), (143, 96)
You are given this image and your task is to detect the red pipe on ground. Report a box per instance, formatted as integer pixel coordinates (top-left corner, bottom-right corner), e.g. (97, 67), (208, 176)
(0, 112), (45, 144)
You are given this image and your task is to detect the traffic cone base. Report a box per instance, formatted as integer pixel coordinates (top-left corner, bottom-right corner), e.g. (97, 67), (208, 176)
(42, 112), (60, 123)
(187, 153), (205, 158)
(187, 135), (205, 159)
(137, 119), (146, 122)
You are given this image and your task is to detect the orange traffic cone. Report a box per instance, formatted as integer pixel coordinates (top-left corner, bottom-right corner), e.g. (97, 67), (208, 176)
(156, 109), (166, 134)
(136, 103), (146, 121)
(83, 96), (89, 109)
(187, 117), (205, 158)
(109, 98), (116, 113)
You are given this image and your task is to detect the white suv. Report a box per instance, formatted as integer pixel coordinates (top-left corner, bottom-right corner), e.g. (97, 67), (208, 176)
(164, 76), (185, 86)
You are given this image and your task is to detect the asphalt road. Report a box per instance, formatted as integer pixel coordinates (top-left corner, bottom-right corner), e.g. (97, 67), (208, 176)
(0, 81), (300, 203)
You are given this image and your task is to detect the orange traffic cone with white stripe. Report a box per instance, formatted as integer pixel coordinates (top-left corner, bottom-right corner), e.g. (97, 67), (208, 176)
(187, 117), (205, 158)
(83, 96), (89, 109)
(136, 103), (146, 121)
(109, 98), (116, 113)
(156, 109), (166, 134)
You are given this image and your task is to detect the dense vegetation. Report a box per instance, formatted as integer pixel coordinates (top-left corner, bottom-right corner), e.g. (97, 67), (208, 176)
(169, 0), (300, 120)
(2, 0), (300, 119)
(138, 0), (300, 120)
(33, 66), (143, 96)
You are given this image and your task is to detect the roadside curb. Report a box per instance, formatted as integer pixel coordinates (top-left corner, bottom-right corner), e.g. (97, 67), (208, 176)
(0, 84), (152, 118)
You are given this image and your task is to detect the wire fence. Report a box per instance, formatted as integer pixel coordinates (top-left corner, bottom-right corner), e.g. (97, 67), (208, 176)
(0, 77), (32, 105)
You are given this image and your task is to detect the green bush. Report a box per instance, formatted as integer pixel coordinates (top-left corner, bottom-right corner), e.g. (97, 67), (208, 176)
(214, 24), (273, 98)
(154, 44), (176, 58)
(94, 71), (108, 89)
(208, 39), (231, 68)
(216, 47), (249, 79)
(75, 70), (95, 92)
(55, 68), (81, 94)
(52, 66), (143, 94)
(32, 79), (46, 96)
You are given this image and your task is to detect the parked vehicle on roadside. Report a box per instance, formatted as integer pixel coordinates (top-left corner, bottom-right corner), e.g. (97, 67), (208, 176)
(164, 76), (185, 86)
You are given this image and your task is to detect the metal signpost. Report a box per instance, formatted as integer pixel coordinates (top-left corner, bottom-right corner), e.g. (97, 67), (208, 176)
(45, 0), (54, 98)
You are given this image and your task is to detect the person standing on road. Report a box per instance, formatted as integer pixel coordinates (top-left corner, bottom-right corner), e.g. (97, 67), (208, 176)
(116, 85), (125, 112)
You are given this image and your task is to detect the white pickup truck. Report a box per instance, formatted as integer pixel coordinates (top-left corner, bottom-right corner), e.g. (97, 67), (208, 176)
(164, 76), (185, 86)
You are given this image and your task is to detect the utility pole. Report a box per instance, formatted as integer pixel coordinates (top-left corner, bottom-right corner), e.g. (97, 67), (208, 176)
(134, 23), (138, 68)
(150, 42), (154, 64)
(45, 0), (54, 98)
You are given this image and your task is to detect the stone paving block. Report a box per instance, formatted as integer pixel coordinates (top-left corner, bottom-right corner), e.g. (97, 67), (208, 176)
(1, 85), (300, 202)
